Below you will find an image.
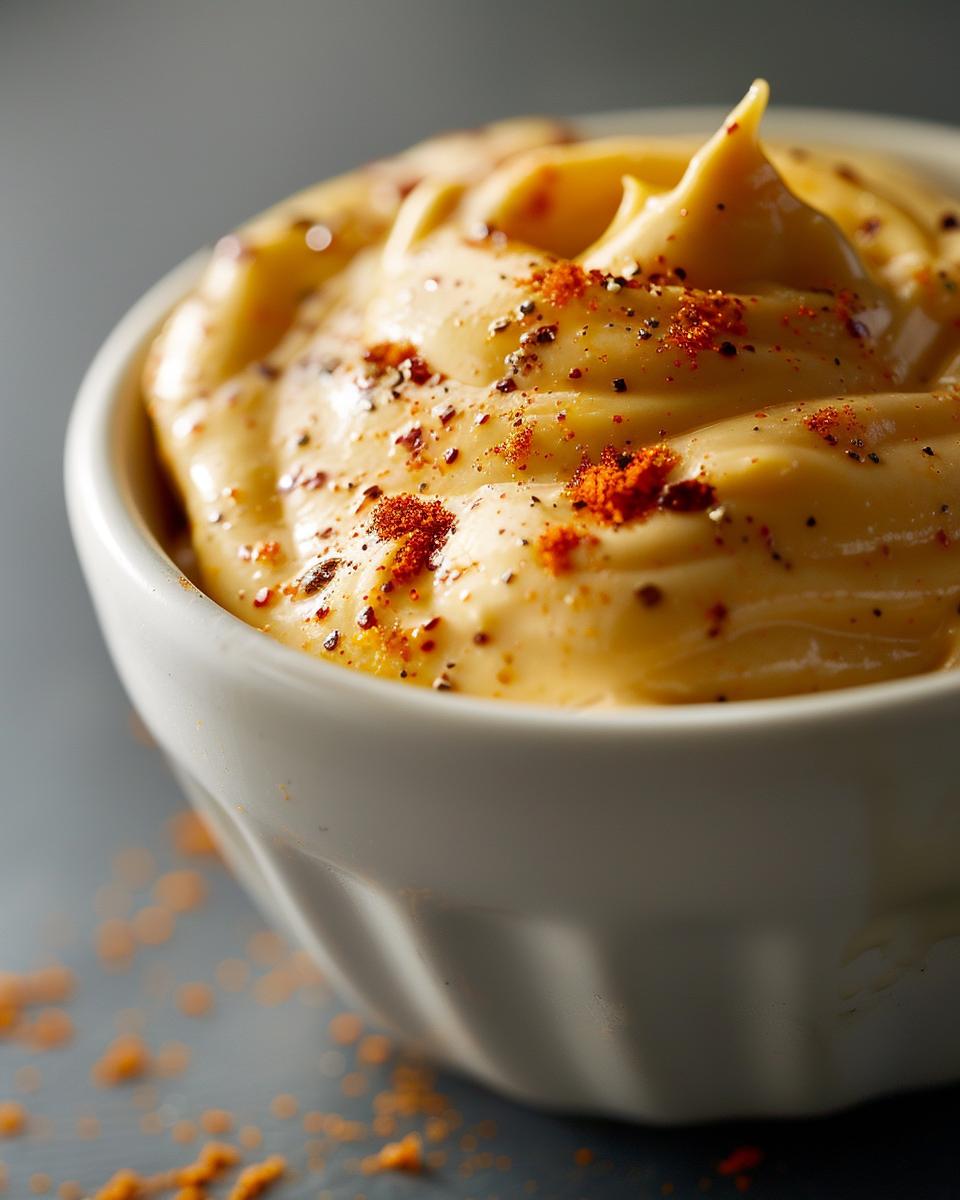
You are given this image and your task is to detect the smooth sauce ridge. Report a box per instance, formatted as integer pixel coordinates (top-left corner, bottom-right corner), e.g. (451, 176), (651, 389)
(144, 82), (960, 704)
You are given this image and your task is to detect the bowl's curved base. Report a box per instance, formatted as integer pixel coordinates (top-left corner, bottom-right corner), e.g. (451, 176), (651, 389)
(174, 762), (960, 1124)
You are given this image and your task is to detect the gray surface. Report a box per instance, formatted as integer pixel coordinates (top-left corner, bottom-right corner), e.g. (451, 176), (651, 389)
(3, 1), (960, 1195)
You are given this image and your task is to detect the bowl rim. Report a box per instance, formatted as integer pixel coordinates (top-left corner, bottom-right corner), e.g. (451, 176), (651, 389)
(65, 102), (960, 736)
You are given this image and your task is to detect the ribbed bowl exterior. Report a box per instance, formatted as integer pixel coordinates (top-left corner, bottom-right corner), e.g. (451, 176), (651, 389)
(170, 760), (960, 1123)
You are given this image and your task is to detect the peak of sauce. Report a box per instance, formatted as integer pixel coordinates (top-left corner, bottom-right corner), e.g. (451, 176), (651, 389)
(145, 87), (960, 705)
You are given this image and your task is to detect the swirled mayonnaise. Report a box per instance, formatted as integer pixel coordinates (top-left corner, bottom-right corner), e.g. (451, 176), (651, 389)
(145, 82), (960, 704)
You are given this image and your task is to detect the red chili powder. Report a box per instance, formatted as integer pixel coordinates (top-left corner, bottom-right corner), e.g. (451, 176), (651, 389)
(524, 262), (589, 307)
(493, 423), (534, 468)
(363, 342), (435, 385)
(372, 495), (455, 584)
(537, 526), (587, 575)
(664, 291), (747, 359)
(568, 445), (678, 525)
(803, 404), (859, 444)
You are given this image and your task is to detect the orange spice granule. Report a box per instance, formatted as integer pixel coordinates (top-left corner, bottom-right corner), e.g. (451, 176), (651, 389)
(0, 975), (19, 1008)
(0, 1101), (26, 1137)
(96, 918), (137, 966)
(373, 1113), (397, 1137)
(22, 1006), (74, 1050)
(524, 261), (589, 307)
(174, 1141), (240, 1187)
(238, 1125), (263, 1151)
(176, 982), (215, 1018)
(574, 1147), (595, 1167)
(14, 963), (75, 1006)
(380, 1061), (449, 1119)
(92, 1169), (141, 1200)
(269, 1093), (298, 1121)
(568, 444), (678, 525)
(537, 526), (586, 575)
(252, 969), (297, 1008)
(131, 906), (175, 946)
(245, 930), (286, 968)
(29, 1172), (52, 1194)
(361, 1132), (424, 1174)
(237, 540), (283, 564)
(363, 340), (416, 369)
(372, 495), (455, 584)
(363, 341), (435, 385)
(0, 1003), (18, 1037)
(664, 291), (746, 359)
(226, 1155), (285, 1199)
(493, 423), (534, 468)
(91, 1033), (151, 1086)
(341, 1071), (368, 1098)
(316, 1114), (366, 1142)
(200, 1109), (234, 1136)
(169, 811), (219, 857)
(153, 869), (207, 913)
(93, 1144), (240, 1200)
(170, 1119), (197, 1145)
(357, 1033), (392, 1065)
(247, 949), (320, 1007)
(328, 1012), (363, 1045)
(58, 1182), (83, 1200)
(287, 949), (324, 988)
(424, 1116), (450, 1142)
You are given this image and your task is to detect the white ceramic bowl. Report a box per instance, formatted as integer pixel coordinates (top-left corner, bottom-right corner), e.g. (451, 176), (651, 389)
(66, 107), (960, 1123)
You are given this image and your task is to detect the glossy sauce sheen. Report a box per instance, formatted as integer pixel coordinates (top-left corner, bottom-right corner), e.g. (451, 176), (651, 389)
(145, 83), (960, 705)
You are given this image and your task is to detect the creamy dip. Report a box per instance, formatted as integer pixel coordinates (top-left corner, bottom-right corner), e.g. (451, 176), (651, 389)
(145, 82), (960, 704)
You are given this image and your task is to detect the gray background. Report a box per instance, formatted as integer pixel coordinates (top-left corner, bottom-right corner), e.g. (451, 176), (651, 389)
(3, 1), (960, 1196)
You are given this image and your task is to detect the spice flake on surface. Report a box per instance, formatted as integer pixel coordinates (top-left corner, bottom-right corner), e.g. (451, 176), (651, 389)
(568, 445), (678, 525)
(493, 423), (534, 468)
(537, 526), (587, 574)
(372, 495), (455, 584)
(664, 291), (747, 360)
(803, 403), (860, 444)
(524, 261), (590, 307)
